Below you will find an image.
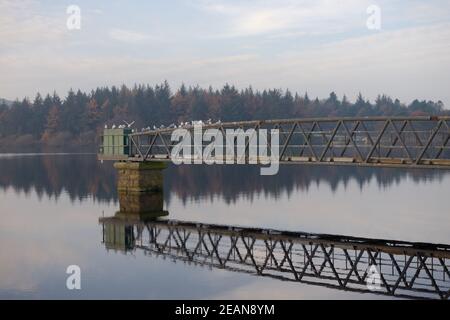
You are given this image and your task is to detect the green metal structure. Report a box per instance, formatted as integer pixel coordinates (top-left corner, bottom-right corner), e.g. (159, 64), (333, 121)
(103, 223), (135, 252)
(99, 128), (131, 160)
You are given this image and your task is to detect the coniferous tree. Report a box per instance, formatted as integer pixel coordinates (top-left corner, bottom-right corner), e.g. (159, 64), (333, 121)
(0, 83), (445, 148)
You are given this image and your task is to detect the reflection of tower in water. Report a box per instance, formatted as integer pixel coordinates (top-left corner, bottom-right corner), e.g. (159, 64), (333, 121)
(103, 161), (168, 252)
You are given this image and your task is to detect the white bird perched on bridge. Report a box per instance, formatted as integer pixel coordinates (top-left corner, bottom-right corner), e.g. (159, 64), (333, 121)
(112, 124), (116, 129)
(206, 119), (212, 124)
(104, 124), (108, 129)
(153, 125), (157, 130)
(191, 120), (204, 126)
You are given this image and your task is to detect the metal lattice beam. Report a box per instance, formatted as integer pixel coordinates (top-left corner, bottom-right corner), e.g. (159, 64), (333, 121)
(106, 116), (450, 169)
(100, 218), (450, 300)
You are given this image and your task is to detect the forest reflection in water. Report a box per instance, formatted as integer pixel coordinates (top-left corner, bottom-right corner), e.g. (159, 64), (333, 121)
(0, 154), (447, 204)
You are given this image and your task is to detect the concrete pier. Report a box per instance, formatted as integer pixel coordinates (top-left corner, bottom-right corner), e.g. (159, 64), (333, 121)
(114, 161), (167, 214)
(114, 162), (166, 193)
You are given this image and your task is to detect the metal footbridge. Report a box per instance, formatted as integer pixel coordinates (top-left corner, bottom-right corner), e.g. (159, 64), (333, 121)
(99, 116), (450, 169)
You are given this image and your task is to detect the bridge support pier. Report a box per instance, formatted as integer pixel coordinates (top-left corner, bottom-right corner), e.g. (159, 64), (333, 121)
(114, 161), (167, 216)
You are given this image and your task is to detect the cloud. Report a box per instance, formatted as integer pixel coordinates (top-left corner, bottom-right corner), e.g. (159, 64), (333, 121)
(2, 21), (450, 106)
(0, 0), (66, 48)
(195, 0), (371, 37)
(0, 50), (258, 100)
(259, 23), (450, 105)
(194, 0), (450, 39)
(1, 0), (450, 107)
(108, 28), (153, 43)
(89, 8), (104, 15)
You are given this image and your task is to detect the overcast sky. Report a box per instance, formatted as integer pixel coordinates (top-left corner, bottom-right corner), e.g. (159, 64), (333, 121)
(1, 0), (450, 106)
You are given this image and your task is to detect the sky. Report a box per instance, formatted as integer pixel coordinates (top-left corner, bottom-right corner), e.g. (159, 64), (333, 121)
(1, 0), (450, 106)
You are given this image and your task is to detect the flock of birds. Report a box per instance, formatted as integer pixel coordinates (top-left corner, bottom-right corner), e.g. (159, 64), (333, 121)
(104, 119), (222, 132)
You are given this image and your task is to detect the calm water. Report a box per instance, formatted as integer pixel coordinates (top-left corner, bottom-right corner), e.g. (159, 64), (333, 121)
(0, 154), (449, 299)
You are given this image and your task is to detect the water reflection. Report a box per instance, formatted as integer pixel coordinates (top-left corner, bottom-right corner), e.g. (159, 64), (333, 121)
(1, 154), (450, 299)
(0, 154), (448, 204)
(0, 154), (115, 202)
(100, 211), (450, 300)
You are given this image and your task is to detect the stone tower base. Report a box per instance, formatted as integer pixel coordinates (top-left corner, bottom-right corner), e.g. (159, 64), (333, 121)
(114, 161), (167, 214)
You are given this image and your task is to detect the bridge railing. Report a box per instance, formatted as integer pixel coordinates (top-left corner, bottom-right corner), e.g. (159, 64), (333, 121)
(127, 116), (450, 168)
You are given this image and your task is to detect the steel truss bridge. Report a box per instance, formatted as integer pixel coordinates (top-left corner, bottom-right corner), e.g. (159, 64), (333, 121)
(100, 217), (450, 299)
(123, 116), (450, 169)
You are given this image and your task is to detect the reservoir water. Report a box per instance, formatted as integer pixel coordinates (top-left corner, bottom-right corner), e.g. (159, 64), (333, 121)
(0, 154), (449, 299)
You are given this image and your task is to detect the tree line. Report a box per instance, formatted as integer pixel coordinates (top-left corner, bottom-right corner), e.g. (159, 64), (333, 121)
(0, 81), (447, 148)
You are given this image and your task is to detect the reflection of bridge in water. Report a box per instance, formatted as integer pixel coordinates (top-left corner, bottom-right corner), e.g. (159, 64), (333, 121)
(100, 214), (450, 300)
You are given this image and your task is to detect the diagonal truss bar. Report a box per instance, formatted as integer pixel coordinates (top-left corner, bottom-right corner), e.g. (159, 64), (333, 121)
(434, 121), (450, 159)
(318, 121), (341, 161)
(279, 123), (297, 160)
(340, 121), (360, 158)
(385, 120), (408, 158)
(341, 121), (364, 161)
(365, 120), (390, 163)
(298, 122), (319, 161)
(388, 120), (413, 161)
(415, 120), (443, 164)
